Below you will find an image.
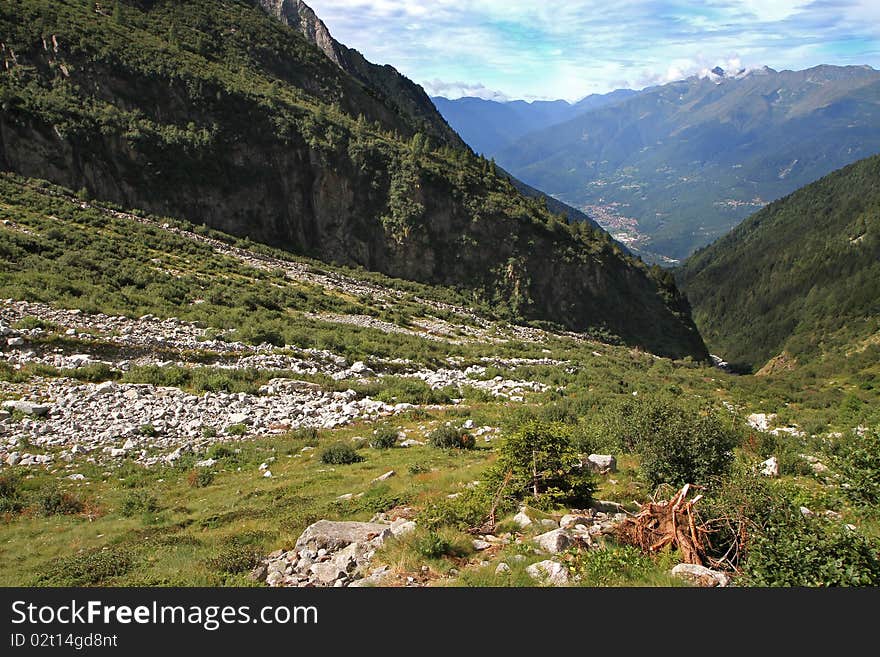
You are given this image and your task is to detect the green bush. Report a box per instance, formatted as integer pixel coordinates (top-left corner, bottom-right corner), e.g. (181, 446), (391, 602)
(418, 487), (492, 531)
(120, 490), (159, 517)
(414, 530), (454, 559)
(568, 544), (657, 586)
(37, 488), (84, 516)
(487, 420), (594, 510)
(33, 548), (134, 586)
(226, 423), (248, 436)
(0, 472), (24, 515)
(831, 427), (880, 507)
(320, 442), (364, 465)
(589, 395), (741, 487)
(428, 424), (476, 450)
(207, 444), (235, 460)
(370, 425), (399, 449)
(206, 545), (262, 575)
(139, 423), (158, 437)
(187, 469), (215, 488)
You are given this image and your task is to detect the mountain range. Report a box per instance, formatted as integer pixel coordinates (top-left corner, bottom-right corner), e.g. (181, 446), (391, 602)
(437, 65), (880, 263)
(0, 0), (705, 358)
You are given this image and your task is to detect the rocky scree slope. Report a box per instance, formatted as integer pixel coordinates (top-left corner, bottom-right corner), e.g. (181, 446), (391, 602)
(0, 0), (706, 359)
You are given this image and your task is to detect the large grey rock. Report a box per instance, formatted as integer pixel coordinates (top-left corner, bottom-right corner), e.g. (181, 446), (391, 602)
(2, 400), (50, 417)
(671, 563), (730, 587)
(559, 513), (593, 529)
(513, 509), (533, 528)
(526, 560), (569, 586)
(309, 561), (348, 585)
(760, 456), (779, 478)
(6, 337), (25, 347)
(294, 520), (392, 553)
(534, 529), (574, 554)
(584, 454), (617, 474)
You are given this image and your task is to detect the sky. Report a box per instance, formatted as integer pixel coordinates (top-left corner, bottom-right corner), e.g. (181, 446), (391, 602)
(303, 0), (880, 102)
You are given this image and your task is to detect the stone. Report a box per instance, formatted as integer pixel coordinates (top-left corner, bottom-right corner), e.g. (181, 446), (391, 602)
(671, 563), (730, 587)
(371, 470), (396, 483)
(6, 337), (25, 347)
(799, 506), (813, 517)
(67, 473), (85, 480)
(249, 563), (269, 582)
(559, 513), (593, 529)
(228, 412), (249, 425)
(760, 456), (779, 478)
(390, 519), (417, 537)
(472, 540), (492, 551)
(94, 381), (117, 395)
(349, 361), (375, 376)
(2, 400), (50, 417)
(513, 509), (532, 528)
(584, 454), (617, 474)
(399, 439), (425, 448)
(5, 452), (21, 466)
(591, 500), (624, 514)
(538, 518), (558, 529)
(195, 458), (217, 468)
(534, 529), (574, 554)
(109, 448), (127, 458)
(495, 562), (511, 575)
(309, 561), (348, 585)
(263, 470), (273, 478)
(294, 520), (393, 553)
(747, 413), (776, 432)
(266, 571), (284, 587)
(526, 560), (569, 586)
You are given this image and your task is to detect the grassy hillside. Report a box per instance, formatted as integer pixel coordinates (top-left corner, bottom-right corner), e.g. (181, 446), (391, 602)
(0, 0), (706, 358)
(677, 154), (880, 374)
(1, 172), (879, 588)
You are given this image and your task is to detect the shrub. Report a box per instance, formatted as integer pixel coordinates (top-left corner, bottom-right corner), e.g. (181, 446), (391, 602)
(34, 548), (133, 586)
(418, 487), (492, 531)
(207, 444), (235, 460)
(120, 490), (159, 517)
(187, 469), (215, 488)
(415, 530), (453, 559)
(428, 424), (476, 450)
(226, 423), (248, 436)
(589, 395), (741, 488)
(831, 427), (880, 507)
(207, 545), (262, 574)
(568, 544), (657, 586)
(487, 420), (594, 510)
(202, 426), (218, 439)
(139, 423), (158, 437)
(370, 425), (399, 449)
(37, 488), (84, 516)
(320, 442), (364, 465)
(288, 427), (319, 442)
(0, 472), (24, 515)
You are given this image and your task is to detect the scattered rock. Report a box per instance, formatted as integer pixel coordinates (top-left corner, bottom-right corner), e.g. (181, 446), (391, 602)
(372, 470), (396, 483)
(495, 562), (511, 575)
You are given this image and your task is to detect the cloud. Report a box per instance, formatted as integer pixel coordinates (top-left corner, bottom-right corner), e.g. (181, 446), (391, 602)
(302, 0), (880, 100)
(422, 80), (511, 101)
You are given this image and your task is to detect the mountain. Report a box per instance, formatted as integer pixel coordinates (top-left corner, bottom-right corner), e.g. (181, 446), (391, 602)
(0, 0), (706, 359)
(260, 0), (463, 149)
(496, 65), (880, 263)
(432, 89), (637, 156)
(677, 154), (880, 372)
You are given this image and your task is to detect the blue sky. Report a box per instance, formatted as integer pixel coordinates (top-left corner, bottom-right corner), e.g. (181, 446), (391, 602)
(304, 0), (880, 101)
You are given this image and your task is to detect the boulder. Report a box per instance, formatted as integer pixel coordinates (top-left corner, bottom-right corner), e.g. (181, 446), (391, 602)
(526, 560), (569, 586)
(495, 562), (511, 575)
(390, 519), (417, 537)
(759, 456), (779, 478)
(671, 563), (730, 587)
(371, 470), (396, 483)
(534, 529), (574, 554)
(6, 337), (25, 347)
(513, 509), (533, 528)
(559, 513), (593, 529)
(584, 454), (617, 474)
(2, 400), (50, 417)
(294, 520), (392, 553)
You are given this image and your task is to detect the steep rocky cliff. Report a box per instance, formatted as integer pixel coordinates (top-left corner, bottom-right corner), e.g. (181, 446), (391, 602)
(0, 0), (707, 359)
